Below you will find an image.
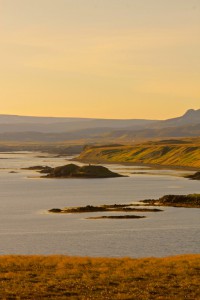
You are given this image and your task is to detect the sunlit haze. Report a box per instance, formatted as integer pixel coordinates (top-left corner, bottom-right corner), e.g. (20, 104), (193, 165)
(0, 0), (199, 119)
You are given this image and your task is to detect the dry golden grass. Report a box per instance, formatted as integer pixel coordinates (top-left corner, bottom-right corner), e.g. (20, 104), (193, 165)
(0, 255), (199, 299)
(78, 138), (200, 168)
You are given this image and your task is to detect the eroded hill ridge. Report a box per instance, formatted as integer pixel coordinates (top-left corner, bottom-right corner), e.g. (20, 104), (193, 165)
(77, 139), (200, 168)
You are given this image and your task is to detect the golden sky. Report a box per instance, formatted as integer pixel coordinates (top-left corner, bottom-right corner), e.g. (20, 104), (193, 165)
(0, 0), (200, 119)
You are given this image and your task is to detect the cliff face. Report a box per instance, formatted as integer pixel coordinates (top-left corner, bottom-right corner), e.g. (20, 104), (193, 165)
(77, 139), (200, 168)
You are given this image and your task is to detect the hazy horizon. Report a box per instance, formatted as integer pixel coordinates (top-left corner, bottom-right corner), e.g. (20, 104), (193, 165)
(0, 107), (199, 121)
(1, 0), (200, 119)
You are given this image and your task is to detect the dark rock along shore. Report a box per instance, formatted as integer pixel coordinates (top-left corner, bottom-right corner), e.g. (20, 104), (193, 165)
(185, 171), (200, 180)
(141, 194), (200, 208)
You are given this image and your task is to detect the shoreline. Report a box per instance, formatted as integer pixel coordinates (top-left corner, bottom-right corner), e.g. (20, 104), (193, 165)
(1, 149), (199, 171)
(74, 158), (200, 171)
(48, 194), (200, 218)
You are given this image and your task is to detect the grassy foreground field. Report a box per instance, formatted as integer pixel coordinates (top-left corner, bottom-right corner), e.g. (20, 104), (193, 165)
(0, 255), (199, 299)
(77, 138), (200, 169)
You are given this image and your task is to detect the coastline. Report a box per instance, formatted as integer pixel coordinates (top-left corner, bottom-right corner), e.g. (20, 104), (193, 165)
(74, 157), (200, 172)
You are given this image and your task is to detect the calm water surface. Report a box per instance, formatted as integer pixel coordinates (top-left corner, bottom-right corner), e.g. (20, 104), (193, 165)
(0, 152), (199, 257)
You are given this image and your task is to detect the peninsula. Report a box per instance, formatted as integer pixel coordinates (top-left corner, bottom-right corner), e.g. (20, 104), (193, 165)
(49, 194), (200, 218)
(48, 204), (162, 214)
(185, 171), (200, 180)
(140, 194), (200, 208)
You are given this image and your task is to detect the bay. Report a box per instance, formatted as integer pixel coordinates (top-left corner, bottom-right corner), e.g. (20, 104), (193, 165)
(0, 152), (199, 257)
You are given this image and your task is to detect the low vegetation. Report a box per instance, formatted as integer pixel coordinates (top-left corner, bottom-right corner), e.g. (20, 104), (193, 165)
(0, 255), (199, 299)
(77, 138), (200, 168)
(48, 204), (162, 214)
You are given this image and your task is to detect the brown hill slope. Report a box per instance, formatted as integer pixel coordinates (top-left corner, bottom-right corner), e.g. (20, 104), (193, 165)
(77, 139), (200, 168)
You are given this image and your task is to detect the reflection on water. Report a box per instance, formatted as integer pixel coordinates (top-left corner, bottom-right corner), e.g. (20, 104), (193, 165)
(0, 152), (199, 257)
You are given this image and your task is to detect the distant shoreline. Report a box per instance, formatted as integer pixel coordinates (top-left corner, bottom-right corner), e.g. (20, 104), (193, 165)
(74, 158), (200, 171)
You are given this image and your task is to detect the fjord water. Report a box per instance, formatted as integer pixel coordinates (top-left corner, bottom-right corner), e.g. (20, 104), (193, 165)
(0, 152), (199, 257)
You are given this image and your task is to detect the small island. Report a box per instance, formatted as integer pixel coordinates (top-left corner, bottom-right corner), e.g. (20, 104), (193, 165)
(42, 163), (124, 178)
(87, 215), (146, 220)
(48, 204), (162, 214)
(22, 163), (124, 178)
(48, 204), (152, 220)
(22, 166), (53, 173)
(48, 194), (200, 220)
(140, 194), (200, 208)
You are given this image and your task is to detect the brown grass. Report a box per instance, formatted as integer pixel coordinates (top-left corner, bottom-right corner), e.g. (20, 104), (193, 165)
(77, 138), (200, 168)
(0, 255), (199, 299)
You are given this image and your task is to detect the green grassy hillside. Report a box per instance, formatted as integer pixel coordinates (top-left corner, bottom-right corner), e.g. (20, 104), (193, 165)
(77, 139), (200, 168)
(0, 255), (199, 299)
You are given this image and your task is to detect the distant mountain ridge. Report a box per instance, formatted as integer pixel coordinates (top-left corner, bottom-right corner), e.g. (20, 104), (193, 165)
(0, 115), (157, 133)
(0, 115), (89, 124)
(151, 109), (200, 128)
(106, 123), (200, 140)
(0, 109), (199, 141)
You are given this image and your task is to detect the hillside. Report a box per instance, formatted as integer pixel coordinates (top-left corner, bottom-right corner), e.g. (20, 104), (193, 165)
(0, 109), (199, 142)
(0, 255), (199, 299)
(77, 139), (200, 168)
(0, 114), (156, 133)
(151, 108), (200, 128)
(105, 123), (200, 140)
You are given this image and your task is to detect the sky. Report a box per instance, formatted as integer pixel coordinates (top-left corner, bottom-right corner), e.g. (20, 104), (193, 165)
(0, 0), (200, 119)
